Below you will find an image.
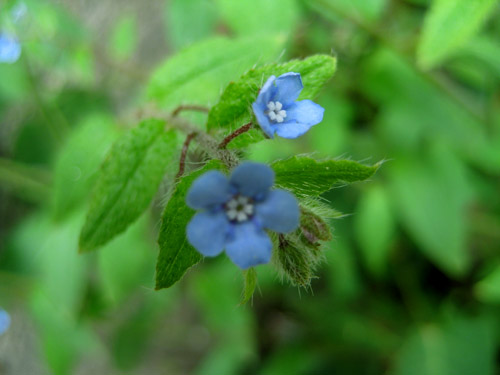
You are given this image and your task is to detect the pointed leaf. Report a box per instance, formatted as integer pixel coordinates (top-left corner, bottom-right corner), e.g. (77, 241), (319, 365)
(79, 119), (177, 252)
(240, 268), (257, 305)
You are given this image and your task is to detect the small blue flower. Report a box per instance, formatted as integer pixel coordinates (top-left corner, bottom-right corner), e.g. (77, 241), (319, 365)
(0, 33), (21, 64)
(252, 72), (325, 139)
(0, 309), (11, 335)
(186, 162), (300, 269)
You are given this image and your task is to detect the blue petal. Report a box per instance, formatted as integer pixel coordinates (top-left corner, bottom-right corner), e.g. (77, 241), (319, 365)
(229, 162), (274, 198)
(274, 100), (324, 139)
(225, 222), (272, 269)
(187, 211), (229, 257)
(255, 190), (299, 233)
(258, 75), (277, 105)
(186, 170), (231, 210)
(0, 309), (11, 335)
(0, 34), (21, 64)
(252, 101), (274, 138)
(275, 72), (303, 104)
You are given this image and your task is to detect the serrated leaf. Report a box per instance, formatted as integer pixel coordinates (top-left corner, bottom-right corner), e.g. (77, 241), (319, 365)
(271, 156), (379, 197)
(240, 268), (257, 305)
(207, 55), (337, 148)
(215, 0), (299, 37)
(79, 119), (177, 252)
(52, 113), (119, 220)
(418, 0), (497, 69)
(147, 36), (285, 109)
(155, 160), (227, 290)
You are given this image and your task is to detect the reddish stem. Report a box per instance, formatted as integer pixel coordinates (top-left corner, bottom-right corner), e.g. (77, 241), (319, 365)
(218, 122), (253, 149)
(172, 105), (209, 117)
(176, 132), (197, 180)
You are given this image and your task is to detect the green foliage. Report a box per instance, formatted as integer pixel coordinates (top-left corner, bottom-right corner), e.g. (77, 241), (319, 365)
(271, 156), (380, 196)
(475, 265), (500, 303)
(354, 184), (395, 277)
(52, 113), (119, 220)
(214, 0), (299, 37)
(207, 55), (336, 148)
(147, 36), (286, 108)
(156, 160), (227, 290)
(240, 268), (257, 305)
(310, 0), (387, 23)
(79, 119), (177, 252)
(166, 0), (217, 50)
(418, 0), (497, 69)
(109, 14), (138, 60)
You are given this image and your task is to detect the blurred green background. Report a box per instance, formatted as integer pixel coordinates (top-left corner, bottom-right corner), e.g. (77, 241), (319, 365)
(1, 0), (500, 374)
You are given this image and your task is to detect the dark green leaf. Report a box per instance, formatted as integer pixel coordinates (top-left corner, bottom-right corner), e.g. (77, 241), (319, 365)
(155, 160), (227, 290)
(79, 119), (177, 252)
(271, 156), (380, 196)
(240, 268), (257, 305)
(206, 55), (336, 148)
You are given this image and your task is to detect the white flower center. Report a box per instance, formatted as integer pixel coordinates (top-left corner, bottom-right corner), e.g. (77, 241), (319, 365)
(225, 195), (254, 222)
(266, 101), (287, 123)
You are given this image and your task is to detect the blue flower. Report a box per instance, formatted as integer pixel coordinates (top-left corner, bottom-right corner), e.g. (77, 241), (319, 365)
(0, 309), (11, 335)
(252, 72), (325, 139)
(0, 33), (21, 64)
(186, 162), (300, 269)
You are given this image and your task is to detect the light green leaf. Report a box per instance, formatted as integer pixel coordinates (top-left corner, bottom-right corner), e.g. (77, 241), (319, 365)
(271, 156), (380, 196)
(52, 113), (119, 220)
(457, 36), (500, 78)
(215, 0), (299, 37)
(166, 0), (217, 50)
(79, 119), (178, 252)
(393, 314), (496, 375)
(109, 14), (137, 60)
(240, 268), (257, 305)
(475, 265), (500, 303)
(207, 55), (336, 148)
(309, 0), (387, 23)
(418, 0), (497, 69)
(147, 36), (286, 109)
(388, 143), (472, 277)
(354, 184), (395, 277)
(155, 160), (227, 290)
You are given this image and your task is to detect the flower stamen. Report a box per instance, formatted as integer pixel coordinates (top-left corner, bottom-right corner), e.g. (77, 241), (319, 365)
(266, 101), (287, 123)
(225, 195), (254, 222)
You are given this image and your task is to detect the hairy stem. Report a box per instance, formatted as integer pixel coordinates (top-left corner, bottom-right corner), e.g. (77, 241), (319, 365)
(218, 122), (253, 149)
(175, 132), (197, 180)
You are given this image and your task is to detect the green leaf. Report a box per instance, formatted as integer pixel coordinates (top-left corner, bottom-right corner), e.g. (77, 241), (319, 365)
(147, 36), (285, 109)
(52, 113), (119, 220)
(240, 268), (257, 305)
(354, 184), (395, 277)
(388, 144), (472, 277)
(109, 14), (137, 60)
(79, 119), (178, 252)
(393, 314), (496, 375)
(271, 156), (380, 197)
(308, 0), (387, 23)
(166, 0), (217, 51)
(214, 0), (299, 37)
(475, 265), (500, 304)
(418, 0), (497, 69)
(207, 55), (337, 148)
(155, 160), (227, 290)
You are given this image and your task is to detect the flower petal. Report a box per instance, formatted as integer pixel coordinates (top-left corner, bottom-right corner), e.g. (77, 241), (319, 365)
(186, 211), (229, 257)
(258, 75), (278, 105)
(275, 72), (303, 104)
(225, 222), (272, 269)
(274, 100), (324, 139)
(230, 162), (274, 198)
(252, 101), (274, 138)
(0, 309), (11, 335)
(186, 171), (231, 210)
(255, 190), (299, 233)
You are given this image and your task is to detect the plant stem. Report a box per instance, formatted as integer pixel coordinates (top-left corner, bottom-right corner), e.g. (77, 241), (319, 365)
(175, 132), (197, 180)
(218, 122), (253, 149)
(172, 105), (210, 117)
(0, 157), (51, 203)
